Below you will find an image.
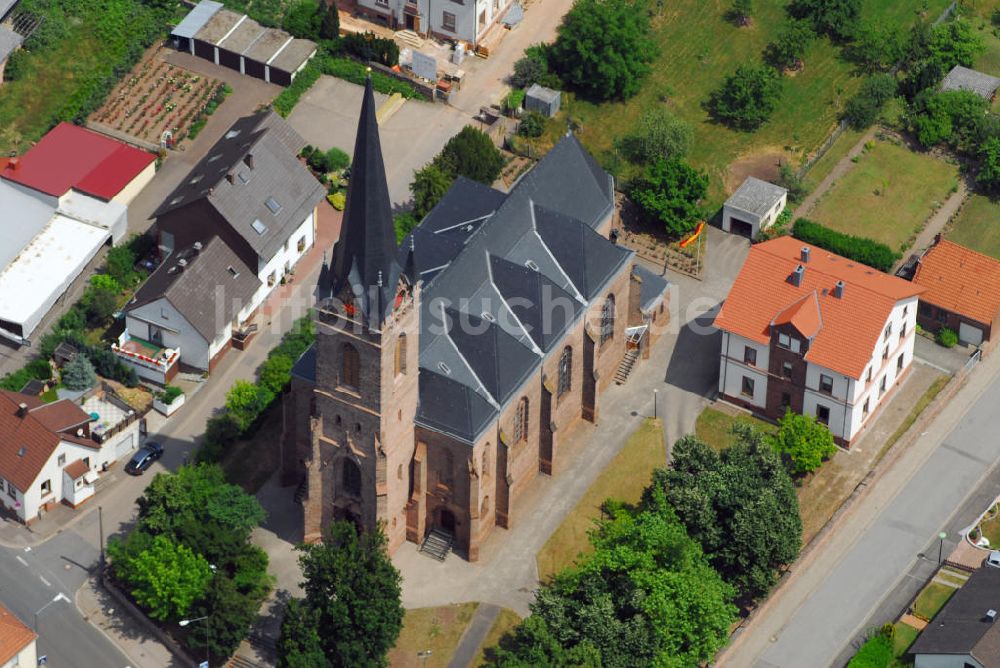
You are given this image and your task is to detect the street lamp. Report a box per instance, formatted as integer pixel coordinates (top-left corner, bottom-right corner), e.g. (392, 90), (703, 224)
(179, 616), (210, 668)
(939, 532), (948, 564)
(34, 593), (69, 630)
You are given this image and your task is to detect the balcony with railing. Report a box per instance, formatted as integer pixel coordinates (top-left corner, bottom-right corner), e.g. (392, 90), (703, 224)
(112, 331), (179, 383)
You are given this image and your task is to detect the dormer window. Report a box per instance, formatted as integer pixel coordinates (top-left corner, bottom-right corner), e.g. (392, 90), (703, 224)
(777, 333), (791, 349)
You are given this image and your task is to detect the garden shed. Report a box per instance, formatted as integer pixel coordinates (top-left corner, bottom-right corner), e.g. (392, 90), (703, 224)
(525, 83), (561, 117)
(174, 1), (317, 86)
(722, 176), (787, 239)
(940, 65), (1000, 101)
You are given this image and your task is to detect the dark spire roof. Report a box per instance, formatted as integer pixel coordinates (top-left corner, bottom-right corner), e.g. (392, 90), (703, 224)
(327, 76), (402, 329)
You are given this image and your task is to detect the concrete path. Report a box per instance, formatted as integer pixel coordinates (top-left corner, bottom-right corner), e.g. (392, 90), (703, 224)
(394, 227), (749, 615)
(893, 175), (970, 272)
(718, 336), (1000, 667)
(447, 603), (500, 668)
(793, 127), (877, 220)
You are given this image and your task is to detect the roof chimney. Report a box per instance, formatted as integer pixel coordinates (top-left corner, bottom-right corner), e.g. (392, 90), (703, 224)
(244, 153), (254, 170)
(833, 280), (845, 298)
(789, 265), (805, 287)
(801, 246), (810, 263)
(177, 258), (188, 267)
(988, 609), (997, 622)
(16, 403), (28, 417)
(225, 172), (235, 184)
(192, 241), (203, 252)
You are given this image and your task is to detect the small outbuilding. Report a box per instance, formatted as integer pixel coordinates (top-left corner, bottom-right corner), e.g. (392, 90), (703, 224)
(722, 176), (788, 239)
(524, 83), (561, 117)
(912, 237), (1000, 346)
(940, 65), (1000, 101)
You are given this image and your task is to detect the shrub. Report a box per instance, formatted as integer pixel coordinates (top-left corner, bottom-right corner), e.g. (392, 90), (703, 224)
(977, 137), (1000, 195)
(106, 243), (139, 287)
(158, 385), (183, 405)
(0, 368), (35, 392)
(308, 146), (350, 173)
(328, 191), (346, 210)
(847, 631), (893, 668)
(394, 212), (419, 244)
(777, 163), (807, 203)
(769, 409), (838, 475)
(505, 88), (526, 113)
(434, 126), (504, 185)
(764, 19), (815, 72)
(518, 111), (546, 138)
(618, 107), (693, 164)
(90, 274), (121, 293)
(283, 0), (323, 40)
(789, 0), (861, 42)
(83, 286), (119, 327)
(273, 61), (323, 117)
(342, 31), (400, 67)
(842, 74), (897, 130)
(708, 63), (782, 131)
(510, 44), (552, 88)
(628, 158), (708, 237)
(791, 219), (900, 272)
(410, 164), (452, 219)
(936, 327), (958, 348)
(319, 56), (416, 97)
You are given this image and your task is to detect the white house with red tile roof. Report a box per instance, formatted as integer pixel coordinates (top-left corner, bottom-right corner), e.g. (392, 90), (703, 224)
(0, 603), (35, 668)
(714, 236), (924, 445)
(0, 389), (140, 523)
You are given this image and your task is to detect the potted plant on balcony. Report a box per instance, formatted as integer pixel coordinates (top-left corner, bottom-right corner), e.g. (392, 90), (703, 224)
(153, 384), (185, 417)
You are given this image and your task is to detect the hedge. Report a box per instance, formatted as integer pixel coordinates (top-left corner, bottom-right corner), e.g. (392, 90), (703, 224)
(791, 218), (900, 273)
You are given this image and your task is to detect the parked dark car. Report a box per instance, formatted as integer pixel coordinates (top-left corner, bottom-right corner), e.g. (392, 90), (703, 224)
(124, 442), (164, 475)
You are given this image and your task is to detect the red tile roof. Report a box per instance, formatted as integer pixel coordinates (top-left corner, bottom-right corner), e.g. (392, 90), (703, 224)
(63, 458), (90, 480)
(913, 239), (1000, 327)
(0, 392), (59, 494)
(0, 122), (154, 200)
(29, 399), (90, 434)
(0, 604), (35, 666)
(714, 236), (923, 379)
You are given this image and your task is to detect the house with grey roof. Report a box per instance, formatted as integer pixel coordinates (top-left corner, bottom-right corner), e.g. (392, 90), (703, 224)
(941, 65), (1000, 101)
(909, 566), (1000, 668)
(120, 237), (260, 375)
(153, 109), (325, 318)
(280, 78), (670, 561)
(722, 176), (788, 239)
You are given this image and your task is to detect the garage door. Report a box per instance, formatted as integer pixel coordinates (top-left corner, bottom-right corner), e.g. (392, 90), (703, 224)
(730, 218), (754, 238)
(959, 321), (984, 346)
(114, 433), (135, 460)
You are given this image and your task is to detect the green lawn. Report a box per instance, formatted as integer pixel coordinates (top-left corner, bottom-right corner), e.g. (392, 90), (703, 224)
(471, 608), (523, 667)
(535, 418), (665, 581)
(388, 604), (479, 668)
(893, 621), (920, 657)
(803, 127), (867, 192)
(947, 193), (1000, 259)
(807, 138), (959, 251)
(695, 406), (777, 452)
(912, 582), (957, 621)
(563, 0), (948, 208)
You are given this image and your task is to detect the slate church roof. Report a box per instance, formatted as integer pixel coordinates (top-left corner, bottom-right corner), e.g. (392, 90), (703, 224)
(154, 110), (326, 263)
(319, 88), (630, 444)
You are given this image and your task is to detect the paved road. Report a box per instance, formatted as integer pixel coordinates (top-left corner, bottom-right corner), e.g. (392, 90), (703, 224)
(721, 347), (1000, 667)
(0, 532), (129, 667)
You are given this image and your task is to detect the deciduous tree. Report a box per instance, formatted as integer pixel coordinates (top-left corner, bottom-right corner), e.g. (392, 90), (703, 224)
(729, 0), (753, 27)
(115, 534), (212, 621)
(628, 158), (707, 237)
(977, 137), (1000, 195)
(848, 20), (905, 73)
(764, 19), (815, 72)
(708, 63), (782, 131)
(410, 164), (453, 219)
(770, 409), (838, 475)
(618, 108), (693, 164)
(320, 1), (339, 40)
(434, 126), (504, 185)
(549, 0), (658, 101)
(789, 0), (861, 42)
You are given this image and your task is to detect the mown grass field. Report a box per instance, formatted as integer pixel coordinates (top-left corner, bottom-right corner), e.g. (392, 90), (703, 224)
(535, 418), (665, 581)
(948, 193), (1000, 258)
(694, 406), (777, 452)
(562, 0), (949, 208)
(807, 138), (959, 251)
(388, 603), (479, 668)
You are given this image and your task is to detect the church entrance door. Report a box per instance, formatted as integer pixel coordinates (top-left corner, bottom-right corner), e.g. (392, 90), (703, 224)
(438, 508), (457, 534)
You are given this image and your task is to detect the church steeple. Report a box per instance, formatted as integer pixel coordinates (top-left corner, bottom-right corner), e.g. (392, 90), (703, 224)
(325, 75), (402, 330)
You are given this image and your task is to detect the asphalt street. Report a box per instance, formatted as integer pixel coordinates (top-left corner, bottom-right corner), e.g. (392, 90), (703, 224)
(0, 531), (129, 667)
(744, 368), (1000, 667)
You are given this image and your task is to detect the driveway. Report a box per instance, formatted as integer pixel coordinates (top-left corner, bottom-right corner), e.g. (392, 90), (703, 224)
(393, 225), (749, 615)
(288, 76), (471, 207)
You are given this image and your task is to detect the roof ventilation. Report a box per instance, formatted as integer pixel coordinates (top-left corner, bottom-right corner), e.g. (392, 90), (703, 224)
(16, 403), (28, 417)
(225, 172), (235, 184)
(482, 311), (496, 322)
(177, 258), (188, 267)
(789, 264), (805, 287)
(244, 153), (254, 170)
(833, 280), (845, 299)
(438, 362), (452, 375)
(525, 260), (539, 271)
(988, 609), (997, 622)
(193, 241), (203, 251)
(17, 447), (25, 457)
(801, 247), (810, 263)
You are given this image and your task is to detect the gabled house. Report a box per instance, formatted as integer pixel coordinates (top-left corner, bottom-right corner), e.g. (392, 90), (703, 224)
(912, 237), (1000, 346)
(714, 237), (924, 445)
(153, 110), (325, 312)
(119, 236), (261, 376)
(0, 603), (36, 668)
(0, 388), (140, 523)
(910, 566), (1000, 668)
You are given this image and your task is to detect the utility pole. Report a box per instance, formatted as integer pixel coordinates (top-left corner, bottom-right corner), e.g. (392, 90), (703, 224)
(98, 506), (105, 572)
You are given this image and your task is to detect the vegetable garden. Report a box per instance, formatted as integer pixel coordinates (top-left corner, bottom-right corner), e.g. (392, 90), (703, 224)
(91, 52), (226, 146)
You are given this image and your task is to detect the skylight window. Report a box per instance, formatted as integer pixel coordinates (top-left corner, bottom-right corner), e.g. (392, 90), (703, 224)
(251, 219), (267, 235)
(438, 362), (452, 375)
(208, 154), (221, 163)
(265, 197), (282, 215)
(169, 196), (184, 206)
(225, 129), (242, 139)
(525, 260), (540, 271)
(189, 174), (203, 185)
(238, 172), (250, 185)
(227, 265), (240, 278)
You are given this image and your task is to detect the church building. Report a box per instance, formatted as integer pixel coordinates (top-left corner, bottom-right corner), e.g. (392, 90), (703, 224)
(281, 78), (670, 560)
